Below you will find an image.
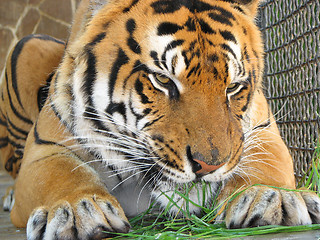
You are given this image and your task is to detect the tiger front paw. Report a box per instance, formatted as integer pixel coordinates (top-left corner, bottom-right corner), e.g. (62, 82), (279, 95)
(26, 195), (130, 240)
(224, 186), (320, 228)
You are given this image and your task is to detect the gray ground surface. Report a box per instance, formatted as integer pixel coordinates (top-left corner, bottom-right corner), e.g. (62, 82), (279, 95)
(1, 170), (320, 240)
(0, 171), (26, 240)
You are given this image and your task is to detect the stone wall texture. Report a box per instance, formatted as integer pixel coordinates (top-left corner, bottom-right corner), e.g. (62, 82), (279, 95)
(0, 0), (80, 83)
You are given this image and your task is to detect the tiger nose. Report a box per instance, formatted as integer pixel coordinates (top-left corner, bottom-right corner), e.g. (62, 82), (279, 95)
(192, 159), (225, 175)
(186, 146), (225, 175)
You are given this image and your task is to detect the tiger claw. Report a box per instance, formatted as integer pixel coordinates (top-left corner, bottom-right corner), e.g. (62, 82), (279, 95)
(3, 186), (15, 211)
(26, 196), (130, 240)
(224, 186), (319, 228)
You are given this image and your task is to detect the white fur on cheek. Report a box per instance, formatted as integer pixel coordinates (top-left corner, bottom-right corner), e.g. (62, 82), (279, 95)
(227, 41), (243, 82)
(174, 52), (186, 77)
(92, 74), (111, 113)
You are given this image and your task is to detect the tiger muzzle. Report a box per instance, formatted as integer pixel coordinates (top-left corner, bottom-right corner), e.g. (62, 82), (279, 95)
(186, 146), (226, 176)
(193, 159), (225, 175)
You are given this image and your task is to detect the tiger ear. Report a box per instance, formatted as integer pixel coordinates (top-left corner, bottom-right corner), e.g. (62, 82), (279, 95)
(231, 0), (262, 17)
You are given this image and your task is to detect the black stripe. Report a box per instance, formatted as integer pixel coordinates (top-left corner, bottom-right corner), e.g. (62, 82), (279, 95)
(0, 142), (8, 149)
(143, 108), (152, 115)
(0, 136), (9, 142)
(198, 19), (216, 34)
(126, 19), (136, 34)
(5, 72), (33, 125)
(49, 97), (63, 122)
(150, 51), (163, 69)
(252, 108), (271, 130)
(241, 101), (249, 112)
(10, 35), (64, 111)
(209, 54), (219, 63)
(161, 155), (180, 169)
(0, 109), (7, 127)
(252, 69), (257, 83)
(5, 148), (24, 173)
(127, 34), (140, 54)
(0, 137), (9, 148)
(157, 22), (183, 36)
(82, 33), (106, 107)
(224, 0), (252, 4)
(221, 43), (237, 60)
(106, 102), (126, 116)
(151, 1), (183, 14)
(209, 67), (217, 80)
(109, 48), (129, 99)
(240, 87), (251, 112)
(33, 34), (65, 45)
(5, 156), (17, 172)
(82, 50), (97, 107)
(141, 115), (164, 130)
(181, 51), (190, 69)
(0, 116), (7, 127)
(126, 19), (141, 54)
(88, 32), (106, 47)
(123, 0), (140, 13)
(187, 0), (216, 12)
(108, 165), (123, 182)
(128, 92), (144, 121)
(224, 61), (229, 83)
(135, 78), (153, 104)
(49, 96), (74, 137)
(10, 39), (25, 110)
(161, 40), (185, 70)
(220, 30), (237, 43)
(185, 17), (196, 32)
(171, 55), (178, 75)
(37, 72), (55, 111)
(187, 66), (197, 78)
(209, 12), (233, 26)
(188, 40), (197, 51)
(187, 63), (201, 79)
(34, 121), (65, 146)
(233, 5), (245, 14)
(208, 6), (236, 26)
(7, 138), (24, 149)
(6, 119), (27, 141)
(84, 107), (110, 133)
(253, 119), (271, 130)
(122, 60), (148, 90)
(243, 46), (250, 63)
(151, 0), (217, 14)
(131, 60), (148, 74)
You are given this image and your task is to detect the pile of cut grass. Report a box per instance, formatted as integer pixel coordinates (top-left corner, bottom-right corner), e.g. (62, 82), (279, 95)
(111, 141), (320, 239)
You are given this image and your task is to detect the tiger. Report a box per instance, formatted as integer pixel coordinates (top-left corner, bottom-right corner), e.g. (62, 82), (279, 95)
(1, 0), (320, 239)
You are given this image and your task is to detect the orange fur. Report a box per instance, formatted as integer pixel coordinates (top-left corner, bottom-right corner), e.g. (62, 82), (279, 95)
(1, 0), (319, 237)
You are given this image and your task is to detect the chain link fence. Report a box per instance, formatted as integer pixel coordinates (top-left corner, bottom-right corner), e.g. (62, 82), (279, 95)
(259, 0), (320, 181)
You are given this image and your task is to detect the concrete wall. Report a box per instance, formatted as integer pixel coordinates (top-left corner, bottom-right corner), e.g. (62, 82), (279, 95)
(0, 0), (80, 82)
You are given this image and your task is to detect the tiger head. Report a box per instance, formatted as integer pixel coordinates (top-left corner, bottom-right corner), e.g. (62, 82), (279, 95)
(53, 0), (264, 212)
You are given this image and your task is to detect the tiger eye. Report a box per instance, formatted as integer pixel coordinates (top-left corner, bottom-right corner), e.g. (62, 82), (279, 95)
(226, 82), (240, 93)
(155, 74), (170, 84)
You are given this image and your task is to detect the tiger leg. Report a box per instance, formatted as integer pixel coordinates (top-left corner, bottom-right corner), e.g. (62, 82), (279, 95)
(218, 90), (320, 227)
(0, 34), (65, 178)
(10, 107), (130, 239)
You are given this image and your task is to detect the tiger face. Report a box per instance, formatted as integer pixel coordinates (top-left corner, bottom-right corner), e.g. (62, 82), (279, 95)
(52, 0), (264, 213)
(6, 1), (320, 237)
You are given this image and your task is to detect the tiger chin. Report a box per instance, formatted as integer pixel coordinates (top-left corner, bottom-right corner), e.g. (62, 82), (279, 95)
(1, 0), (320, 239)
